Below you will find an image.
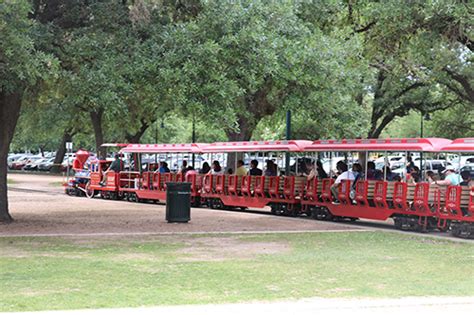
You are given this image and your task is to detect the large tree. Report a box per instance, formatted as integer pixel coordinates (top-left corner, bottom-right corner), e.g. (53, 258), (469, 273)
(0, 1), (55, 222)
(164, 0), (365, 143)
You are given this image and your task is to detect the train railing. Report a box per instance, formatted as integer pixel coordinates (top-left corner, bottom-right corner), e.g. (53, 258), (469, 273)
(118, 171), (141, 189)
(337, 180), (352, 205)
(320, 178), (334, 203)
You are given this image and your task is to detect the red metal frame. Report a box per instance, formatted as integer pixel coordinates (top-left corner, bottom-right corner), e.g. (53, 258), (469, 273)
(413, 183), (431, 214)
(320, 178), (334, 203)
(337, 180), (352, 205)
(374, 181), (388, 209)
(354, 181), (369, 206)
(393, 182), (408, 211)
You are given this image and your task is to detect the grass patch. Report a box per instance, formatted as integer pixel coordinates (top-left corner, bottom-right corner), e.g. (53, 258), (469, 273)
(0, 232), (473, 312)
(7, 178), (15, 184)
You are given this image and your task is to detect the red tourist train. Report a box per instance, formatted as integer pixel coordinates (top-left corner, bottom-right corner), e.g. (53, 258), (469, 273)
(66, 138), (474, 238)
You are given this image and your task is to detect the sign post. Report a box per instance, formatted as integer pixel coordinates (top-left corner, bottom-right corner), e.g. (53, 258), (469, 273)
(66, 142), (73, 184)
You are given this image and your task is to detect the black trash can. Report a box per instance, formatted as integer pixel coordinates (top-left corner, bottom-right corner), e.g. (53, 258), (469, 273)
(166, 182), (191, 223)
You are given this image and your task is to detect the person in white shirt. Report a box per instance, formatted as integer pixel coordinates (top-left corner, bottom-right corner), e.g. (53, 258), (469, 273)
(209, 160), (224, 175)
(330, 161), (355, 204)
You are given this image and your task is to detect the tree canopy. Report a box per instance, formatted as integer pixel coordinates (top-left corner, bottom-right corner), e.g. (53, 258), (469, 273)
(1, 0), (473, 221)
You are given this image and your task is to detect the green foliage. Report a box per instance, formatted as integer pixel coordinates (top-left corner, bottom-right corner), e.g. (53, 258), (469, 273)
(0, 0), (56, 93)
(6, 0), (474, 154)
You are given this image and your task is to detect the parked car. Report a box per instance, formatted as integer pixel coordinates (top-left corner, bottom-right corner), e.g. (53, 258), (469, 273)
(392, 160), (452, 176)
(460, 165), (474, 178)
(10, 156), (32, 170)
(23, 157), (47, 171)
(38, 158), (56, 171)
(8, 154), (28, 169)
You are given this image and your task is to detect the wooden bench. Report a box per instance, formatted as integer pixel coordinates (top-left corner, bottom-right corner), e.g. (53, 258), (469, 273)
(294, 176), (307, 197)
(413, 183), (447, 214)
(282, 176), (306, 199)
(440, 186), (472, 218)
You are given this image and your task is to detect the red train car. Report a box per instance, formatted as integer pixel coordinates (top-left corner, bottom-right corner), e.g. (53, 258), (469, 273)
(67, 137), (474, 238)
(119, 143), (206, 204)
(197, 140), (311, 214)
(436, 138), (474, 237)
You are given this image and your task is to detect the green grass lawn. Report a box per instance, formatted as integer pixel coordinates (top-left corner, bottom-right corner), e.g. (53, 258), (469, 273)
(1, 231), (473, 312)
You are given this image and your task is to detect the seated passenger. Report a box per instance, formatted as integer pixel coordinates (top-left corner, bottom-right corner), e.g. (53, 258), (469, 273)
(330, 161), (355, 204)
(350, 163), (363, 202)
(199, 162), (210, 174)
(352, 163), (363, 183)
(366, 161), (382, 180)
(392, 175), (402, 182)
(298, 159), (309, 176)
(434, 166), (461, 186)
(407, 166), (421, 184)
(383, 166), (394, 181)
(210, 160), (224, 175)
(235, 160), (247, 176)
(425, 170), (437, 184)
(305, 162), (316, 181)
(180, 160), (188, 174)
(248, 159), (263, 176)
(159, 161), (171, 173)
(316, 160), (328, 179)
(406, 155), (415, 173)
(459, 170), (473, 216)
(184, 166), (197, 182)
(460, 170), (473, 187)
(227, 168), (233, 175)
(264, 160), (277, 176)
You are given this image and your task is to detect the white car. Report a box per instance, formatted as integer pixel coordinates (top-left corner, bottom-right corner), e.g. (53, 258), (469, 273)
(23, 157), (47, 171)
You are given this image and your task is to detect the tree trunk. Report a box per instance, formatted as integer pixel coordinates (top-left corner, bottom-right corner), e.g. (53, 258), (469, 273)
(226, 118), (253, 172)
(125, 119), (151, 143)
(224, 78), (276, 170)
(90, 109), (106, 159)
(367, 71), (386, 138)
(0, 91), (23, 223)
(51, 129), (74, 173)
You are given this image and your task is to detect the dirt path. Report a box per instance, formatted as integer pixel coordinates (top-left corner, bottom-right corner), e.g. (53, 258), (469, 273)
(3, 174), (363, 236)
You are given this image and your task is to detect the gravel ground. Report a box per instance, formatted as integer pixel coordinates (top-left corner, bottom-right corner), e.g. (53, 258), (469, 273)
(3, 174), (363, 236)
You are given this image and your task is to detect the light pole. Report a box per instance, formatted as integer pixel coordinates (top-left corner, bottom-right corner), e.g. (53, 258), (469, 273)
(419, 111), (431, 180)
(192, 113), (196, 168)
(154, 121), (158, 164)
(285, 110), (291, 175)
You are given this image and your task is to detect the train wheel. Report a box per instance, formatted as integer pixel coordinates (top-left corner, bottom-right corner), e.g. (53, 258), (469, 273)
(393, 217), (403, 230)
(450, 223), (461, 237)
(85, 183), (95, 199)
